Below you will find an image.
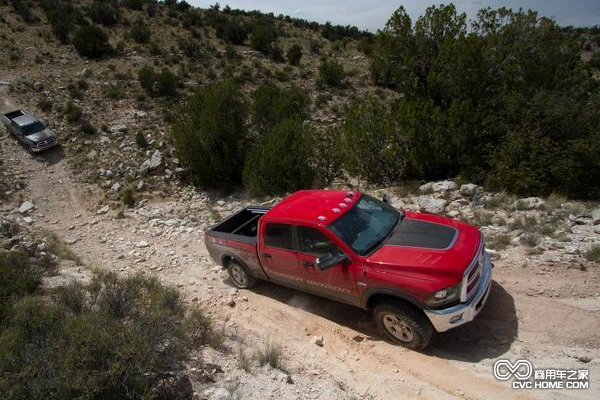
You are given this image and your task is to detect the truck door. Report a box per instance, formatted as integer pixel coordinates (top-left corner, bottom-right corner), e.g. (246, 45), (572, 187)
(259, 223), (306, 291)
(296, 226), (360, 306)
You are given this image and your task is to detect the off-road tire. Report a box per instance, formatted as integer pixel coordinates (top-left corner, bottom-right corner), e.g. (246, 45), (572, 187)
(227, 260), (256, 289)
(373, 302), (434, 350)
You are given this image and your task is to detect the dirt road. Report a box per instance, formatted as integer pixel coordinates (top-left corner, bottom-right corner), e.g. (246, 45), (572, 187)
(1, 86), (599, 400)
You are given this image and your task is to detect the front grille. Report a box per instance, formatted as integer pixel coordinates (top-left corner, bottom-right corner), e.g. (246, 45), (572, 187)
(36, 137), (56, 149)
(462, 235), (484, 302)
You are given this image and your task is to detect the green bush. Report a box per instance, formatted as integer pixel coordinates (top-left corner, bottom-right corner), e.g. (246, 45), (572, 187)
(589, 52), (600, 69)
(0, 271), (217, 400)
(342, 96), (407, 185)
(10, 0), (36, 23)
(37, 98), (53, 112)
(318, 59), (345, 87)
(120, 186), (135, 207)
(135, 131), (148, 148)
(243, 119), (315, 196)
(0, 251), (44, 326)
(138, 66), (178, 97)
(129, 19), (152, 43)
(71, 25), (113, 58)
(251, 83), (310, 135)
(314, 126), (345, 186)
(286, 44), (302, 66)
(215, 17), (248, 45)
(250, 23), (278, 55)
(65, 101), (82, 123)
(125, 0), (145, 11)
(88, 1), (120, 26)
(39, 0), (86, 44)
(171, 80), (247, 188)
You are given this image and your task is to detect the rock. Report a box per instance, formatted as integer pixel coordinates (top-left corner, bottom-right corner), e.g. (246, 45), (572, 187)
(134, 110), (147, 118)
(81, 68), (92, 77)
(514, 197), (545, 210)
(64, 238), (78, 245)
(216, 200), (225, 207)
(136, 240), (150, 248)
(33, 81), (44, 92)
(136, 180), (145, 190)
(417, 196), (447, 214)
(311, 335), (324, 347)
(18, 201), (35, 214)
(110, 124), (128, 135)
(576, 355), (592, 363)
(459, 183), (478, 197)
(110, 182), (122, 193)
(418, 182), (433, 193)
(96, 205), (110, 215)
(203, 387), (231, 400)
(23, 216), (33, 224)
(432, 180), (458, 192)
(226, 298), (236, 307)
(592, 208), (600, 225)
(139, 150), (162, 174)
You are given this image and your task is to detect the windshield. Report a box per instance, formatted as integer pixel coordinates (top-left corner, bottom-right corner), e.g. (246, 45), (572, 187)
(22, 122), (46, 135)
(328, 194), (400, 256)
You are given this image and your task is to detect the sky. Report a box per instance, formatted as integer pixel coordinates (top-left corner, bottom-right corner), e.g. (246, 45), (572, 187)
(188, 1), (600, 31)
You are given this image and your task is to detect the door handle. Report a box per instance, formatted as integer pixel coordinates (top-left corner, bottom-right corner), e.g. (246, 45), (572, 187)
(302, 261), (315, 267)
(263, 253), (272, 259)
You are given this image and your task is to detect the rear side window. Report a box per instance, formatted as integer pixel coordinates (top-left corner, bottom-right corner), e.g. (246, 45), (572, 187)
(265, 224), (294, 250)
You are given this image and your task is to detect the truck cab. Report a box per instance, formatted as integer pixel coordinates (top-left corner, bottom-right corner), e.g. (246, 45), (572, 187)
(205, 190), (492, 350)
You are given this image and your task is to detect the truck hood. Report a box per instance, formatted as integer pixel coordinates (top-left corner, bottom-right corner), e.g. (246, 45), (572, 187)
(26, 128), (55, 142)
(365, 211), (481, 283)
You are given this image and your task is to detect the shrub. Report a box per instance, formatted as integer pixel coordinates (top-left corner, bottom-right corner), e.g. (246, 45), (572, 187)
(138, 66), (178, 97)
(216, 17), (248, 45)
(250, 23), (278, 55)
(71, 26), (113, 58)
(585, 245), (600, 263)
(0, 271), (216, 400)
(79, 118), (96, 135)
(589, 52), (600, 69)
(254, 340), (283, 369)
(135, 131), (148, 148)
(129, 19), (152, 43)
(243, 119), (315, 196)
(125, 0), (145, 11)
(88, 1), (120, 26)
(37, 98), (53, 112)
(286, 44), (302, 66)
(65, 101), (82, 123)
(318, 59), (345, 87)
(251, 83), (310, 135)
(341, 96), (406, 185)
(314, 126), (344, 186)
(120, 186), (135, 207)
(270, 44), (284, 63)
(171, 80), (247, 188)
(0, 251), (44, 326)
(10, 0), (36, 23)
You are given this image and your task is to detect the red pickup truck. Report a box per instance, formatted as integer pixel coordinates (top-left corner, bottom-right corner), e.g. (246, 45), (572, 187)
(205, 190), (492, 350)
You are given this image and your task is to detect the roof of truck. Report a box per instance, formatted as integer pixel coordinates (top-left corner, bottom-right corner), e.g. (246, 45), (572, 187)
(13, 113), (37, 127)
(265, 190), (361, 225)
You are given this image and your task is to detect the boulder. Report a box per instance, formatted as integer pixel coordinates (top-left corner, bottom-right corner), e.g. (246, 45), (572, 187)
(432, 180), (458, 193)
(592, 208), (600, 225)
(139, 150), (162, 174)
(18, 201), (35, 214)
(514, 197), (546, 210)
(459, 183), (478, 197)
(417, 196), (447, 214)
(109, 124), (128, 135)
(96, 204), (110, 215)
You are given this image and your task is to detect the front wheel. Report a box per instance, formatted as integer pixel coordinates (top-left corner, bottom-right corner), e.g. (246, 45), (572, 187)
(227, 260), (256, 289)
(373, 302), (434, 350)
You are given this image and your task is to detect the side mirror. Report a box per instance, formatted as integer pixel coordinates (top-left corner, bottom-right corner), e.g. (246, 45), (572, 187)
(382, 193), (391, 204)
(315, 253), (348, 270)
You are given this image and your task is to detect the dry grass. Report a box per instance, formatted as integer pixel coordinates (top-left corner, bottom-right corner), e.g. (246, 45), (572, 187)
(254, 339), (283, 369)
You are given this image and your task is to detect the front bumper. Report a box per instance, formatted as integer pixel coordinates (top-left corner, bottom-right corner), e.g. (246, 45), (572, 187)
(424, 251), (492, 332)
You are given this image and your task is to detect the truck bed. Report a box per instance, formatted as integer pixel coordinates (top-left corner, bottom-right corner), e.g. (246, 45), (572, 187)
(205, 206), (270, 280)
(206, 206), (269, 244)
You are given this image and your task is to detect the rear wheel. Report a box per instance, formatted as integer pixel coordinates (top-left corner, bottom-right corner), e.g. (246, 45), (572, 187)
(227, 260), (256, 289)
(373, 302), (434, 350)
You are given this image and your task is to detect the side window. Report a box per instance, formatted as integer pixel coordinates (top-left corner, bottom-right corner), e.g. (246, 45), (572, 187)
(298, 226), (340, 257)
(265, 224), (294, 250)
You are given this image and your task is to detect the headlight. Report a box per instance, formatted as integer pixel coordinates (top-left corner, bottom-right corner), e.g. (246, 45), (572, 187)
(425, 283), (461, 307)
